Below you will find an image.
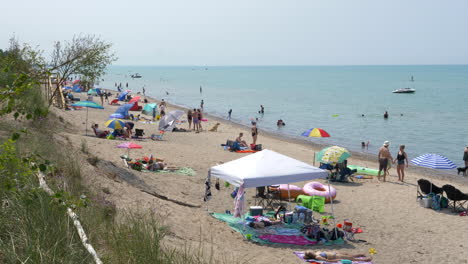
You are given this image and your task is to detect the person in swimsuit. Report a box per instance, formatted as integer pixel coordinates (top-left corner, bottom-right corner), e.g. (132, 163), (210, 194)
(394, 145), (409, 182)
(378, 141), (393, 182)
(251, 122), (258, 145)
(192, 108), (199, 132)
(304, 251), (372, 262)
(248, 220), (282, 229)
(235, 133), (248, 147)
(198, 109), (203, 132)
(464, 146), (468, 168)
(187, 110), (193, 130)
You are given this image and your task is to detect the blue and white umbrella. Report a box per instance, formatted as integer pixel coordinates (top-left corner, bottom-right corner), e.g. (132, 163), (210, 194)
(411, 154), (457, 169)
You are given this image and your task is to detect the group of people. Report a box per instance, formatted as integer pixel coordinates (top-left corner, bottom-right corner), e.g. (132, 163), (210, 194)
(187, 108), (203, 133)
(378, 141), (409, 182)
(234, 122), (259, 148)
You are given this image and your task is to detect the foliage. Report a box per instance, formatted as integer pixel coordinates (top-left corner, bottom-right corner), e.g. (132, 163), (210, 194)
(50, 34), (117, 88)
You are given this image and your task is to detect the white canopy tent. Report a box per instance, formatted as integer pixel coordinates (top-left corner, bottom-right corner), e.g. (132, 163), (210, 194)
(209, 149), (328, 188)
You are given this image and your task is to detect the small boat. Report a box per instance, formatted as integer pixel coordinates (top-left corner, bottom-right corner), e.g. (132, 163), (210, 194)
(392, 87), (416, 93)
(131, 73), (142, 78)
(393, 76), (415, 93)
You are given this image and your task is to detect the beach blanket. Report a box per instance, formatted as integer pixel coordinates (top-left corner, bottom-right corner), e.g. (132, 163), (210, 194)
(235, 150), (257, 153)
(293, 252), (373, 264)
(259, 235), (317, 245)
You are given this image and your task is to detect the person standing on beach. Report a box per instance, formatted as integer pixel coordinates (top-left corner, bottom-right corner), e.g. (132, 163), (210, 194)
(394, 145), (409, 182)
(251, 122), (258, 145)
(192, 108), (199, 132)
(187, 109), (193, 130)
(378, 141), (393, 182)
(464, 145), (468, 168)
(228, 109), (232, 120)
(198, 109), (203, 131)
(142, 86), (146, 96)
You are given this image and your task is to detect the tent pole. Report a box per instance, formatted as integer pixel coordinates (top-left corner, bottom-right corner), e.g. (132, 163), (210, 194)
(313, 152), (316, 166)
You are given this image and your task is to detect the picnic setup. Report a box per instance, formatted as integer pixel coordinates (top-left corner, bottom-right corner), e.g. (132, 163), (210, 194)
(204, 150), (373, 264)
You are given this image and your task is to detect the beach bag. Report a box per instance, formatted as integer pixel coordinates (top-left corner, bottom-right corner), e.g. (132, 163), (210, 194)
(440, 196), (448, 208)
(254, 144), (262, 151)
(328, 227), (344, 240)
(311, 196), (325, 213)
(431, 194), (441, 211)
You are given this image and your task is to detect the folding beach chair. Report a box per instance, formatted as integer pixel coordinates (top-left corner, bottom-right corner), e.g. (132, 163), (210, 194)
(417, 179), (443, 200)
(442, 184), (468, 212)
(151, 130), (165, 141)
(134, 129), (145, 139)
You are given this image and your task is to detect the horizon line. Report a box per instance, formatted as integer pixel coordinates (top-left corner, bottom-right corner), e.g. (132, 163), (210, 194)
(110, 63), (468, 67)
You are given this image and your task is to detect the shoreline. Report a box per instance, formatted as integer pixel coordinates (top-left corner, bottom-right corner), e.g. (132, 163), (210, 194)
(125, 89), (467, 185)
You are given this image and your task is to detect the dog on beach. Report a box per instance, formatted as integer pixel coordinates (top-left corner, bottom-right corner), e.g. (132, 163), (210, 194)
(457, 167), (467, 176)
(209, 123), (221, 132)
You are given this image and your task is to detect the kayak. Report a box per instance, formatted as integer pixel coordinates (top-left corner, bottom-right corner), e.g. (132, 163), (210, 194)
(348, 165), (379, 176)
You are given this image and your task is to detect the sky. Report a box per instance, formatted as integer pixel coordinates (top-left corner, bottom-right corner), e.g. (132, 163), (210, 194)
(1, 0), (467, 66)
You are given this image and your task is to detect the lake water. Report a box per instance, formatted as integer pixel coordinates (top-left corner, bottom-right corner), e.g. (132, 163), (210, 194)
(102, 65), (468, 170)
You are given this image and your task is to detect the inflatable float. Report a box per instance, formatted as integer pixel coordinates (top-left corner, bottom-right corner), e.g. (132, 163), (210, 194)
(303, 182), (336, 203)
(201, 118), (208, 122)
(269, 184), (305, 200)
(347, 165), (379, 176)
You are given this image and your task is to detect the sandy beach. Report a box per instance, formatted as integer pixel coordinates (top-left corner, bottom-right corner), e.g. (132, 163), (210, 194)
(54, 92), (468, 264)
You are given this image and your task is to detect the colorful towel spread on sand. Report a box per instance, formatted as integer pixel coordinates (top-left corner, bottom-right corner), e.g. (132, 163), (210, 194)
(259, 235), (317, 245)
(293, 251), (373, 264)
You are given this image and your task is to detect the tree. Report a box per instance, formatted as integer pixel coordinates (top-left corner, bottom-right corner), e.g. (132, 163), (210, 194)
(49, 34), (117, 101)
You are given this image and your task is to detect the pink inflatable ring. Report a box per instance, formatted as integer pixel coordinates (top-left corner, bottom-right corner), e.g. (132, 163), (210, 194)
(303, 182), (336, 203)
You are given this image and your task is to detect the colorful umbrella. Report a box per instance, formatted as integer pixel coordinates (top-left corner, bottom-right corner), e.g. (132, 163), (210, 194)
(411, 154), (457, 169)
(71, 101), (104, 136)
(116, 142), (143, 158)
(109, 113), (125, 119)
(105, 119), (126, 129)
(316, 146), (351, 164)
(301, 128), (331, 137)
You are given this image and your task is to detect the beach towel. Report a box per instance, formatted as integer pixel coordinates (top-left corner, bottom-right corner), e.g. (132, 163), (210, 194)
(259, 235), (317, 245)
(235, 150), (258, 153)
(293, 251), (373, 264)
(142, 167), (196, 176)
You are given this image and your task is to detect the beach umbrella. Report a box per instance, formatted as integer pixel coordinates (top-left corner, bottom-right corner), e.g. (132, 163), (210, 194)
(316, 146), (351, 164)
(142, 103), (158, 116)
(71, 101), (104, 136)
(104, 119), (126, 130)
(118, 91), (129, 101)
(87, 88), (98, 95)
(411, 154), (457, 169)
(301, 128), (331, 137)
(114, 103), (134, 118)
(117, 142), (142, 158)
(158, 110), (185, 131)
(109, 113), (125, 119)
(129, 96), (140, 103)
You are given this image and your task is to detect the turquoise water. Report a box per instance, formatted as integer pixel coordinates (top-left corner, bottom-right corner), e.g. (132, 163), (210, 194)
(102, 65), (468, 169)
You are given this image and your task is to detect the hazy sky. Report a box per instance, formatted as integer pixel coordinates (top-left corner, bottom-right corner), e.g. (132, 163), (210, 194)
(2, 0), (467, 65)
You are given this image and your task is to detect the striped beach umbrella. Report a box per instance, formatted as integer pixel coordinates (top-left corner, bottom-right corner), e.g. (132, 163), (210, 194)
(301, 128), (330, 138)
(316, 146), (351, 164)
(71, 101), (104, 136)
(104, 119), (126, 129)
(411, 154), (456, 169)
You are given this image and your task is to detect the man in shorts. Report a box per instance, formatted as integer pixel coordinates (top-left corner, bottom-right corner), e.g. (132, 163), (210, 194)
(378, 141), (393, 182)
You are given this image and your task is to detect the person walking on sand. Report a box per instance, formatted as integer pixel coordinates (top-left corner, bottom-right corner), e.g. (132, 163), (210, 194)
(464, 145), (468, 168)
(378, 141), (393, 182)
(187, 109), (193, 130)
(251, 122), (258, 145)
(228, 109), (232, 120)
(394, 145), (409, 182)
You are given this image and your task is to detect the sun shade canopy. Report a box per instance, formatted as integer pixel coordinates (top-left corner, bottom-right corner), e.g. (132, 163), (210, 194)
(209, 149), (328, 188)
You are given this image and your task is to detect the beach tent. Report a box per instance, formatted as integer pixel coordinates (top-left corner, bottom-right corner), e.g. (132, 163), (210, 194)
(210, 150), (328, 188)
(114, 103), (134, 118)
(129, 102), (141, 111)
(158, 110), (184, 131)
(87, 89), (98, 95)
(72, 84), (82, 93)
(142, 103), (158, 116)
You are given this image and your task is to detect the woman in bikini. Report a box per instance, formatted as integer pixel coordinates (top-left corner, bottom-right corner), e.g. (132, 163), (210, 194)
(304, 251), (372, 262)
(251, 122), (258, 145)
(394, 144), (409, 182)
(192, 108), (199, 132)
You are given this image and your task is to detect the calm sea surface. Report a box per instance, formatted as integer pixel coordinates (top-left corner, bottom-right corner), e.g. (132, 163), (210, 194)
(102, 65), (468, 170)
